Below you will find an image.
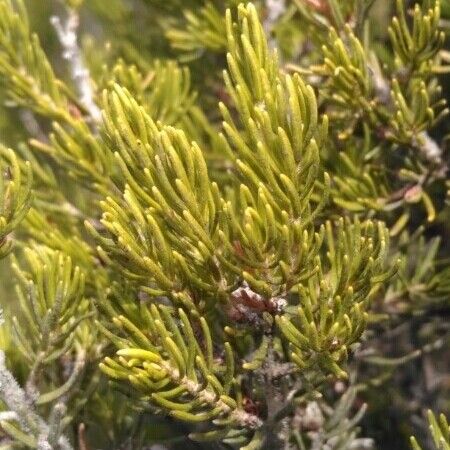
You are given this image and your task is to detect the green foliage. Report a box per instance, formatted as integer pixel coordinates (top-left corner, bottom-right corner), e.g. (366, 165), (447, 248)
(389, 0), (444, 70)
(0, 0), (67, 118)
(315, 0), (448, 145)
(386, 232), (450, 310)
(10, 246), (87, 374)
(410, 411), (450, 450)
(276, 218), (392, 379)
(302, 0), (449, 239)
(100, 306), (261, 444)
(82, 4), (393, 447)
(0, 0), (112, 190)
(0, 0), (447, 449)
(292, 0), (375, 34)
(99, 59), (218, 160)
(166, 3), (227, 58)
(0, 148), (32, 258)
(292, 387), (372, 450)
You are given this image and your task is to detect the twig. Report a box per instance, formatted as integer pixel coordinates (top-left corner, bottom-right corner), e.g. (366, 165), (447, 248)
(413, 131), (445, 167)
(370, 58), (445, 167)
(50, 9), (101, 123)
(263, 0), (286, 49)
(77, 423), (89, 450)
(0, 351), (73, 450)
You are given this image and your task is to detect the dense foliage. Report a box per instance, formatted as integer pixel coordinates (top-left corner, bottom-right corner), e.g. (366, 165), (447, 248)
(0, 0), (448, 449)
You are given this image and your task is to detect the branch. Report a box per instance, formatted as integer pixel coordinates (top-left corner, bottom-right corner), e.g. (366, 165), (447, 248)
(263, 0), (286, 49)
(50, 9), (101, 123)
(413, 132), (445, 168)
(0, 351), (73, 450)
(370, 58), (445, 167)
